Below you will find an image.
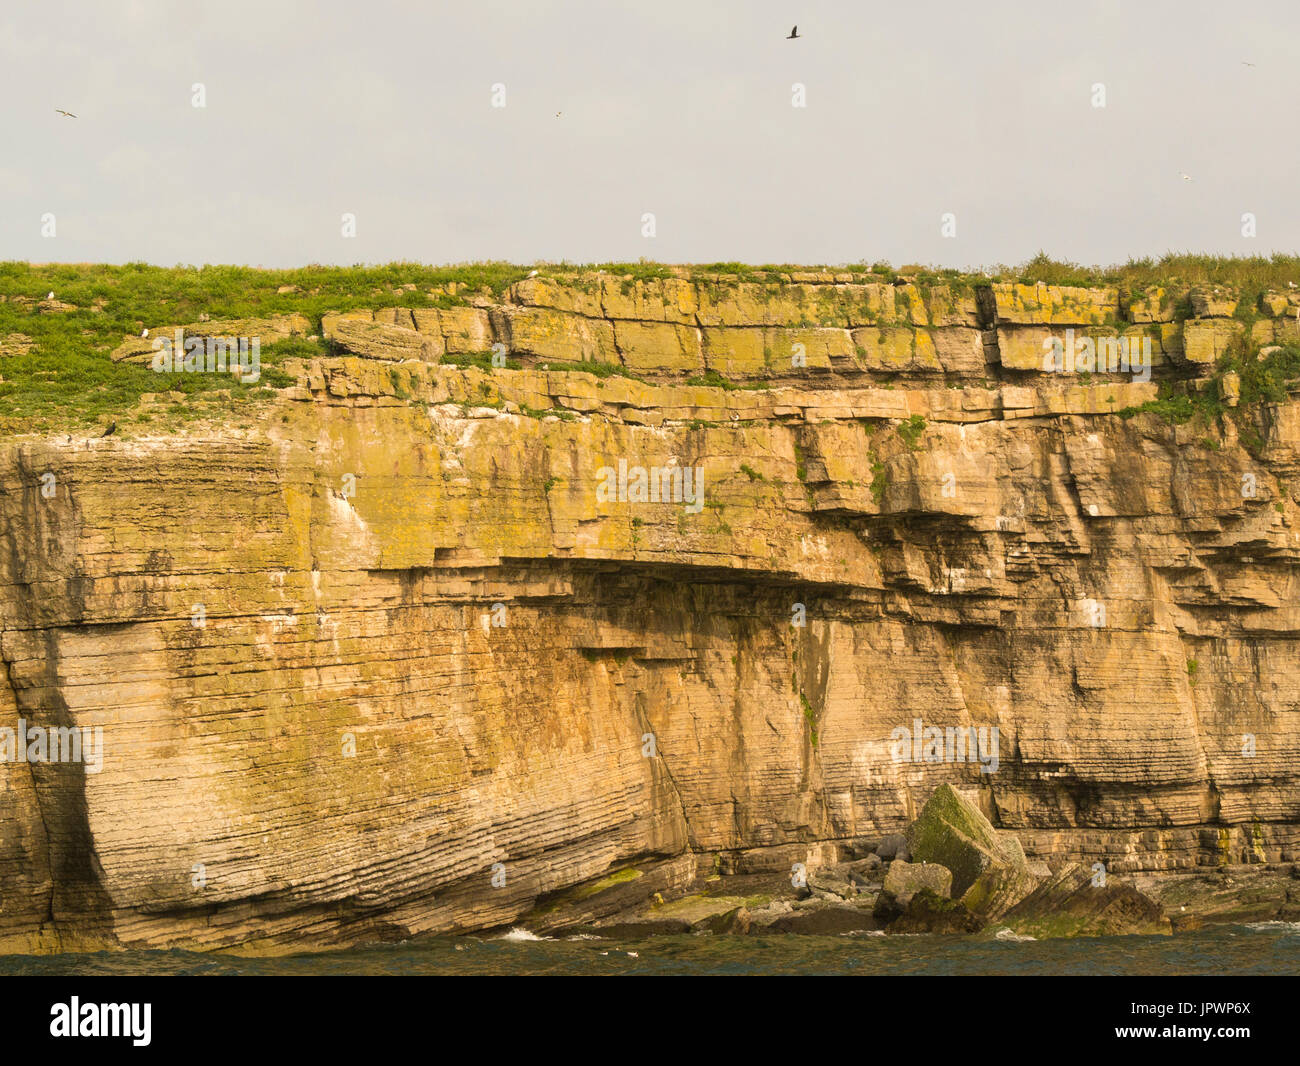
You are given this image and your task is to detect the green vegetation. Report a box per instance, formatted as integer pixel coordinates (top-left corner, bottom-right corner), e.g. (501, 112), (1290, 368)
(569, 867), (643, 901)
(739, 463), (765, 482)
(1001, 251), (1300, 294)
(387, 366), (412, 399)
(440, 349), (523, 371)
(869, 455), (888, 503)
(897, 414), (927, 450)
(705, 499), (733, 535)
(690, 262), (765, 283)
(685, 368), (770, 391)
(1231, 343), (1300, 407)
(5, 255), (1300, 436)
(543, 358), (644, 382)
(0, 260), (537, 431)
(1118, 339), (1300, 455)
(799, 690), (818, 748)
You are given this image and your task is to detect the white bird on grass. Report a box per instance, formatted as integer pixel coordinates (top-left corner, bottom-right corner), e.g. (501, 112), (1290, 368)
(141, 328), (149, 338)
(46, 291), (54, 299)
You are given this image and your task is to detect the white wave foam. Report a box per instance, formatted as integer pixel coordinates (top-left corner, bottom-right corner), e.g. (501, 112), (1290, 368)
(496, 927), (552, 942)
(1242, 920), (1300, 933)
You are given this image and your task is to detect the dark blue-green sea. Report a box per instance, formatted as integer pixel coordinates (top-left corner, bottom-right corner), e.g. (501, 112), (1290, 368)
(3, 923), (1297, 976)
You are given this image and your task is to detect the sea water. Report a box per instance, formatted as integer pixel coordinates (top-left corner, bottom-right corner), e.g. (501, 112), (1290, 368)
(3, 923), (1297, 976)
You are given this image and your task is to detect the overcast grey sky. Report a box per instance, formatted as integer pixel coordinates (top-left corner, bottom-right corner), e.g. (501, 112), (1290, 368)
(2, 0), (1296, 269)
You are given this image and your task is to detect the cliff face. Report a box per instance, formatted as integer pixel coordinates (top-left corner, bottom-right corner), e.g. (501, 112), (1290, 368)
(2, 271), (1299, 952)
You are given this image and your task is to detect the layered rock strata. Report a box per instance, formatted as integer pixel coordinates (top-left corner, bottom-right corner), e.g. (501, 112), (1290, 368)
(2, 272), (1299, 953)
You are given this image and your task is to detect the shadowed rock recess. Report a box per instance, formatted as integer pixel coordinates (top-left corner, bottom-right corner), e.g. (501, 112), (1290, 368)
(3, 268), (1300, 953)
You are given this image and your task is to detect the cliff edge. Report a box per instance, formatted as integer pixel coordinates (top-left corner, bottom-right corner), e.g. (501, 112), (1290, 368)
(1, 262), (1298, 952)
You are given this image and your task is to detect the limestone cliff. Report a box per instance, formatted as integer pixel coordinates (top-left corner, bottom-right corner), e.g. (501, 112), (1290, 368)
(2, 268), (1299, 952)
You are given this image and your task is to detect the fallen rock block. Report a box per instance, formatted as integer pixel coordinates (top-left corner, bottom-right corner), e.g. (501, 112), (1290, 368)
(874, 860), (955, 924)
(998, 864), (1171, 938)
(875, 834), (910, 861)
(905, 784), (1038, 918)
(848, 855), (883, 887)
(888, 889), (985, 935)
(809, 866), (859, 900)
(882, 860), (953, 906)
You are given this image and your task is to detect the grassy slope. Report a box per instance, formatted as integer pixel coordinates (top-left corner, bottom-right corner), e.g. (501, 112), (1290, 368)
(3, 255), (1300, 435)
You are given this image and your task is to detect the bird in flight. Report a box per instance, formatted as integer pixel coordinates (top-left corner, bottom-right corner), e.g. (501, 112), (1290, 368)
(1242, 61), (1255, 67)
(1180, 172), (1194, 182)
(787, 25), (800, 39)
(55, 109), (76, 118)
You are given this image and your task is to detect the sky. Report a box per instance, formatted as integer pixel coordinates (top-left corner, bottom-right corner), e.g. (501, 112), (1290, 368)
(2, 0), (1296, 269)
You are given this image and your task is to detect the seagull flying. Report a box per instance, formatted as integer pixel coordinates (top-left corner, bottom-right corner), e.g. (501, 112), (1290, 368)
(786, 25), (800, 39)
(1242, 61), (1255, 67)
(1180, 173), (1194, 182)
(55, 109), (76, 118)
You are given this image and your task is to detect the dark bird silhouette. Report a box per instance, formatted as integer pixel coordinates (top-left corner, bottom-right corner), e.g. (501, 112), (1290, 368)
(55, 109), (76, 118)
(786, 25), (800, 39)
(100, 421), (116, 438)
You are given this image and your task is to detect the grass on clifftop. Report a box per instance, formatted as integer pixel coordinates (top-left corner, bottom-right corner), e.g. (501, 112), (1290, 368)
(986, 251), (1300, 292)
(0, 261), (542, 432)
(3, 255), (1300, 435)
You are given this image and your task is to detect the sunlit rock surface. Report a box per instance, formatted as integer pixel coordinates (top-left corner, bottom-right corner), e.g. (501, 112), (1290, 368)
(2, 271), (1299, 952)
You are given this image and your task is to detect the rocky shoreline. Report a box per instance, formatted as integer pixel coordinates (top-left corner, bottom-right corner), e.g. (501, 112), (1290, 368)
(527, 787), (1300, 942)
